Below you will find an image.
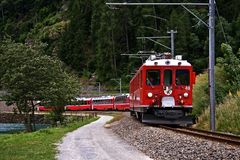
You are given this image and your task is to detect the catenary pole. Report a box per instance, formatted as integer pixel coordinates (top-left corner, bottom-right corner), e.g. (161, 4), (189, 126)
(209, 0), (216, 131)
(96, 82), (101, 95)
(120, 78), (122, 94)
(111, 78), (122, 94)
(167, 30), (177, 58)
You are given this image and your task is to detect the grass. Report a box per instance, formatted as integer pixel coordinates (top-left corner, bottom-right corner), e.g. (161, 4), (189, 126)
(0, 116), (99, 160)
(105, 112), (125, 124)
(195, 96), (240, 135)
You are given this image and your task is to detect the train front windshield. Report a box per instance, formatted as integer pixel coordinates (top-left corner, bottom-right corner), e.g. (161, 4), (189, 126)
(146, 70), (160, 86)
(164, 70), (172, 86)
(176, 69), (190, 85)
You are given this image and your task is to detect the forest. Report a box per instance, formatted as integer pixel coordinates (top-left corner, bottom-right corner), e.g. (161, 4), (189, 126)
(1, 0), (240, 87)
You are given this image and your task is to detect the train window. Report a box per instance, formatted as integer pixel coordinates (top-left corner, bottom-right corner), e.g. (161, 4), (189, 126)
(74, 100), (86, 105)
(176, 70), (190, 85)
(146, 70), (160, 86)
(164, 70), (172, 85)
(115, 96), (127, 103)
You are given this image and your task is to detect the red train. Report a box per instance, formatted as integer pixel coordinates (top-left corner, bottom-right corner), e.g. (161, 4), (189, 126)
(92, 96), (114, 110)
(114, 94), (130, 111)
(65, 97), (92, 111)
(129, 54), (196, 125)
(37, 105), (52, 111)
(38, 94), (130, 111)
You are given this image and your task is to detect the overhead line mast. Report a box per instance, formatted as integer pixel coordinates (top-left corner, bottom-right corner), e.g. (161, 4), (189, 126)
(106, 1), (216, 131)
(209, 0), (215, 132)
(167, 30), (177, 58)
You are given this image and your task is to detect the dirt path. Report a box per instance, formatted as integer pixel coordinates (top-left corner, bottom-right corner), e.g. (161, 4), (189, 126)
(57, 115), (153, 160)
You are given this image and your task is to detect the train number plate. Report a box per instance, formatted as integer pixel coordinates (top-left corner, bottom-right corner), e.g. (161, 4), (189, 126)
(162, 96), (175, 107)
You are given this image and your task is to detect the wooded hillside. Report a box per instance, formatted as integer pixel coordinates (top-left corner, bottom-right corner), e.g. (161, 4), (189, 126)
(1, 0), (240, 89)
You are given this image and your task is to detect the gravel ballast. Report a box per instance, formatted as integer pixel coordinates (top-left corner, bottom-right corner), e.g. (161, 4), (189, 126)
(111, 116), (240, 160)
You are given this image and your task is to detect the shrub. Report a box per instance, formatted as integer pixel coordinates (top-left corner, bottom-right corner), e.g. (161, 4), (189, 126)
(192, 66), (229, 117)
(192, 72), (209, 116)
(196, 96), (240, 135)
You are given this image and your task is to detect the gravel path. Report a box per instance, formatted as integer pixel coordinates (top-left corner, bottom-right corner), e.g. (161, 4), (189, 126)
(57, 115), (153, 160)
(111, 116), (240, 160)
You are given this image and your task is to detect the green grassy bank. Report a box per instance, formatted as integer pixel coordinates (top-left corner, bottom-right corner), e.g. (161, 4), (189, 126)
(192, 66), (240, 135)
(195, 96), (240, 135)
(105, 112), (124, 124)
(0, 116), (99, 160)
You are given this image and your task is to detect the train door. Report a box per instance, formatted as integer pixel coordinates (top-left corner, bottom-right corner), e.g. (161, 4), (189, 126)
(162, 69), (175, 107)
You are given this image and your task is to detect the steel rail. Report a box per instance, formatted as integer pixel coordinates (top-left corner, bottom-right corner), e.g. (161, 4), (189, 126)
(158, 125), (240, 146)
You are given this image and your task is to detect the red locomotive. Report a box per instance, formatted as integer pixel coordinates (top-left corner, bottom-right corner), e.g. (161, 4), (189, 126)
(129, 54), (196, 125)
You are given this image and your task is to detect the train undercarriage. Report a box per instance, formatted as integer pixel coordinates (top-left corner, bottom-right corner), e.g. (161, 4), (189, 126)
(131, 107), (195, 125)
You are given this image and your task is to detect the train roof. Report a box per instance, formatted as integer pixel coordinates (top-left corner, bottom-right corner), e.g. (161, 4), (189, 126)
(92, 96), (114, 100)
(143, 55), (191, 67)
(114, 93), (130, 98)
(76, 97), (91, 101)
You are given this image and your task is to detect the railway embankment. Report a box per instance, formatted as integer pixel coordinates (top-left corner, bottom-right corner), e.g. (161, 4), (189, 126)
(111, 116), (240, 160)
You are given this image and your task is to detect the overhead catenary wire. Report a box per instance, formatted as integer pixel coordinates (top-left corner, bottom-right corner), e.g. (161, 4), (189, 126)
(215, 1), (228, 44)
(184, 0), (228, 44)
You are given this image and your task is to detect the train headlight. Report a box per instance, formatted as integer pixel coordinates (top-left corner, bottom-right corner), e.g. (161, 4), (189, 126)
(183, 92), (189, 98)
(148, 92), (153, 98)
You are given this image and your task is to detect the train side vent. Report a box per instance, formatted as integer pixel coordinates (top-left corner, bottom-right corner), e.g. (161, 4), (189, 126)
(175, 55), (182, 60)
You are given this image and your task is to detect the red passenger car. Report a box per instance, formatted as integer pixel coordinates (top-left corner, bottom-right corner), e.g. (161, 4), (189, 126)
(130, 54), (196, 125)
(92, 96), (114, 110)
(114, 94), (130, 111)
(37, 105), (52, 111)
(65, 98), (92, 111)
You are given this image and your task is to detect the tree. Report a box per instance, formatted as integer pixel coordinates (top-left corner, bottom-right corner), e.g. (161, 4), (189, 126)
(58, 0), (94, 75)
(217, 43), (240, 92)
(0, 39), (80, 132)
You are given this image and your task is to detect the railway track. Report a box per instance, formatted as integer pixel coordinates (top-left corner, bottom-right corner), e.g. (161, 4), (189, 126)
(158, 125), (240, 146)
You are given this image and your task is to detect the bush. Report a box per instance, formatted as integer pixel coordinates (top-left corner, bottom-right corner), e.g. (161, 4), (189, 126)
(46, 109), (65, 126)
(192, 72), (209, 116)
(217, 43), (240, 93)
(192, 66), (229, 117)
(196, 96), (240, 135)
